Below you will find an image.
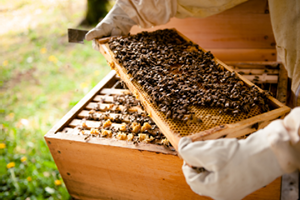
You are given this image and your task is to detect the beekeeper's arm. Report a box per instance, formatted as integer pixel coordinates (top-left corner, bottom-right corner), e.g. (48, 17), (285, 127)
(178, 107), (300, 200)
(86, 0), (300, 102)
(85, 0), (247, 40)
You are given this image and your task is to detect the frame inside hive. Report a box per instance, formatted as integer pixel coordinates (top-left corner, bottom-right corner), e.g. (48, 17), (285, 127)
(95, 29), (290, 150)
(45, 71), (176, 154)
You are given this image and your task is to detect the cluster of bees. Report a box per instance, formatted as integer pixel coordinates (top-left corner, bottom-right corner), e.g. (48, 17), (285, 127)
(76, 93), (171, 147)
(108, 29), (272, 121)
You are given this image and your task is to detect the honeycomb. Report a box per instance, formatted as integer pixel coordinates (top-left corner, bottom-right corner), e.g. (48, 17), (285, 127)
(128, 63), (263, 136)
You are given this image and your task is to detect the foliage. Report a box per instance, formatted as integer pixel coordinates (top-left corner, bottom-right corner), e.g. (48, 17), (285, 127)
(0, 0), (110, 199)
(81, 0), (114, 26)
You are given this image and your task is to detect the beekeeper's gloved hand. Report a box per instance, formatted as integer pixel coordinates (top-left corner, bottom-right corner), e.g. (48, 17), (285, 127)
(179, 107), (300, 200)
(85, 3), (136, 41)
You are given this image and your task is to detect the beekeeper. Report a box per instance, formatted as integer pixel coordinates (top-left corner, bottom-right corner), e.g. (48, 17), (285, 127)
(86, 0), (300, 199)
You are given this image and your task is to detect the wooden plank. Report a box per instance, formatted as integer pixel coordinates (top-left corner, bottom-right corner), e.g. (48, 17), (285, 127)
(45, 138), (204, 200)
(233, 69), (279, 75)
(225, 61), (280, 68)
(45, 71), (117, 136)
(93, 95), (114, 102)
(85, 102), (145, 114)
(244, 178), (281, 200)
(69, 119), (122, 129)
(242, 75), (278, 83)
(100, 88), (131, 95)
(45, 133), (177, 156)
(194, 107), (288, 140)
(45, 136), (281, 200)
(209, 49), (276, 61)
(78, 110), (131, 123)
(276, 64), (288, 104)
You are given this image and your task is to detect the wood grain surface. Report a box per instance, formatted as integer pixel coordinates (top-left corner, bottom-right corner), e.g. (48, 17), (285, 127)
(45, 135), (281, 200)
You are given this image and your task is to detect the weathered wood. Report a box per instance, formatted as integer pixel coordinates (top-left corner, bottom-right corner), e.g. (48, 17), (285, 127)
(232, 69), (279, 75)
(225, 61), (280, 68)
(85, 102), (144, 113)
(45, 135), (281, 200)
(242, 75), (278, 83)
(78, 110), (131, 123)
(276, 64), (288, 104)
(100, 88), (130, 95)
(209, 49), (276, 61)
(69, 118), (122, 129)
(93, 95), (115, 102)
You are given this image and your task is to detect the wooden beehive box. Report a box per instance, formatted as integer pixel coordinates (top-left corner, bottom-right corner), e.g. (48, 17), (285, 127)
(45, 71), (282, 200)
(45, 0), (289, 199)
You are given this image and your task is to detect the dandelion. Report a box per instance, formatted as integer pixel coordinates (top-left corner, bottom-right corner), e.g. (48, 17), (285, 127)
(80, 82), (88, 89)
(3, 60), (8, 66)
(0, 143), (6, 149)
(17, 118), (29, 128)
(7, 162), (15, 169)
(94, 70), (100, 76)
(48, 55), (58, 63)
(21, 156), (27, 162)
(5, 113), (14, 121)
(54, 180), (62, 186)
(27, 176), (32, 181)
(40, 47), (47, 54)
(43, 171), (50, 177)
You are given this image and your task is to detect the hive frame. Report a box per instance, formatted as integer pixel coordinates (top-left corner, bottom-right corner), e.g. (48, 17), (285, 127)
(95, 29), (290, 151)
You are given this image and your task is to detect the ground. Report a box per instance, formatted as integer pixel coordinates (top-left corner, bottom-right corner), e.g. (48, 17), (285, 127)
(0, 0), (111, 199)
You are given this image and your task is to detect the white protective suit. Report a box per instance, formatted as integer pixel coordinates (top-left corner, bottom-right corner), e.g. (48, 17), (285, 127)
(86, 0), (300, 199)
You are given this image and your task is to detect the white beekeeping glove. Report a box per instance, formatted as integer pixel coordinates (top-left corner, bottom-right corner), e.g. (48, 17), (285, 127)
(179, 107), (300, 200)
(85, 3), (136, 41)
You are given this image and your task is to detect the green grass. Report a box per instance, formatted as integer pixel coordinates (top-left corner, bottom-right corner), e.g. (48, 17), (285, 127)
(0, 0), (111, 199)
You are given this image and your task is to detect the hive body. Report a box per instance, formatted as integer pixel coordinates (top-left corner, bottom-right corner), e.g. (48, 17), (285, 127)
(45, 71), (282, 200)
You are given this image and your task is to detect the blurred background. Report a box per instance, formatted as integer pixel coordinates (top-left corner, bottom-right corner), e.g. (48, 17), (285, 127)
(0, 0), (114, 199)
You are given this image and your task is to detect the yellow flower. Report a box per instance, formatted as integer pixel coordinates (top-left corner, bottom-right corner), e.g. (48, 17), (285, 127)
(21, 156), (27, 162)
(7, 162), (15, 169)
(0, 143), (6, 149)
(27, 176), (32, 181)
(40, 47), (47, 54)
(54, 180), (62, 186)
(80, 82), (88, 89)
(3, 60), (8, 66)
(48, 55), (58, 63)
(5, 113), (14, 121)
(94, 70), (100, 76)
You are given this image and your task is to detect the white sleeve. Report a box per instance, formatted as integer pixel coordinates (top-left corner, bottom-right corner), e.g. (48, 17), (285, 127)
(272, 107), (300, 173)
(179, 107), (300, 200)
(118, 0), (248, 28)
(118, 0), (178, 28)
(176, 0), (248, 18)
